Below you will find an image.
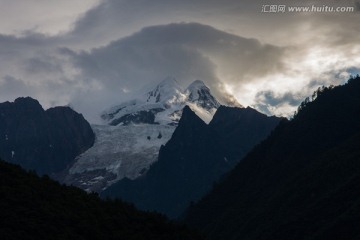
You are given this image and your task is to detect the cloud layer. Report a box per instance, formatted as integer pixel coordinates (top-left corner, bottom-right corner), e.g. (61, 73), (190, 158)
(70, 23), (286, 96)
(0, 0), (359, 122)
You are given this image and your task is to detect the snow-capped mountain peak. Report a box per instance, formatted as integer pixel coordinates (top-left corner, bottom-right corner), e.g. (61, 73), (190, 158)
(101, 77), (223, 126)
(67, 77), (241, 192)
(186, 80), (220, 111)
(146, 76), (186, 106)
(187, 79), (207, 92)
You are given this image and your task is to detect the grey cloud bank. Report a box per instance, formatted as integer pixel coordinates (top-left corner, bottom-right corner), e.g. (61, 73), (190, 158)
(70, 23), (285, 95)
(0, 0), (359, 122)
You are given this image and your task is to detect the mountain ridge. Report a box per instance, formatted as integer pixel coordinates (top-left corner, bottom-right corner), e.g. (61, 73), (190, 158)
(64, 78), (230, 192)
(0, 159), (204, 240)
(102, 104), (283, 218)
(0, 97), (95, 175)
(184, 76), (360, 240)
(101, 77), (226, 126)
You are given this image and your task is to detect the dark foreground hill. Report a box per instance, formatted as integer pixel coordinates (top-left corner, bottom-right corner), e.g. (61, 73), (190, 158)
(0, 160), (203, 240)
(184, 76), (360, 240)
(102, 105), (282, 218)
(0, 97), (95, 175)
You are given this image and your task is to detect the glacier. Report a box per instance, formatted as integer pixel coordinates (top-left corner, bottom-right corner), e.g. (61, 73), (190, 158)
(63, 77), (236, 192)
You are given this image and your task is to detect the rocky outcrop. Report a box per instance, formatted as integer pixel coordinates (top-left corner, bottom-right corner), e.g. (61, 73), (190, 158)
(0, 97), (95, 175)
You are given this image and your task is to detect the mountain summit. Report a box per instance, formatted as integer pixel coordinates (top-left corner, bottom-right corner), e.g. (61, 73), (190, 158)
(64, 78), (234, 192)
(146, 76), (185, 105)
(101, 77), (223, 126)
(186, 80), (220, 110)
(185, 76), (360, 240)
(0, 97), (95, 175)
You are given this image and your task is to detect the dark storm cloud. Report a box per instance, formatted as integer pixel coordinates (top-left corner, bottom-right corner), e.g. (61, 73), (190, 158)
(0, 33), (87, 109)
(68, 23), (285, 100)
(68, 0), (256, 46)
(68, 0), (359, 47)
(0, 22), (285, 121)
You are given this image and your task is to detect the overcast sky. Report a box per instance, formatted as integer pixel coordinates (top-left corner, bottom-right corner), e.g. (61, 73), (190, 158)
(0, 0), (359, 122)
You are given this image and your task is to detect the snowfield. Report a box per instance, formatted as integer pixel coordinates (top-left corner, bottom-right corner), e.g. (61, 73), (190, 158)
(66, 124), (175, 192)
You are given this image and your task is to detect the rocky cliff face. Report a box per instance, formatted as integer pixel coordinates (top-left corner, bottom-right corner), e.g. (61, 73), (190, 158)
(0, 97), (95, 175)
(102, 105), (283, 218)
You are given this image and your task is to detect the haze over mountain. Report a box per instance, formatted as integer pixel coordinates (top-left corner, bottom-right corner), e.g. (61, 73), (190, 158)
(184, 76), (360, 240)
(63, 77), (232, 192)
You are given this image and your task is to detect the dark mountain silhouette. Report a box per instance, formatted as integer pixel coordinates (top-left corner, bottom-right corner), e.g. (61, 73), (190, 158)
(102, 105), (282, 218)
(0, 97), (95, 175)
(184, 76), (360, 240)
(209, 106), (284, 160)
(0, 159), (203, 240)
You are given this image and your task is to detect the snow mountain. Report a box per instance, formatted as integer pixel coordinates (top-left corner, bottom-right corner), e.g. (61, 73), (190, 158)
(101, 77), (220, 125)
(186, 80), (220, 111)
(64, 77), (229, 192)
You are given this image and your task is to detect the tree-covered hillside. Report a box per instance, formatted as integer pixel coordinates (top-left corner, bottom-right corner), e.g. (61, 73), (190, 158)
(185, 76), (360, 240)
(0, 160), (203, 240)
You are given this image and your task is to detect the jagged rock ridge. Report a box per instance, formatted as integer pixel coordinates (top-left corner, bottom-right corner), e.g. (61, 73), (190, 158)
(184, 77), (360, 240)
(0, 97), (95, 175)
(102, 105), (282, 218)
